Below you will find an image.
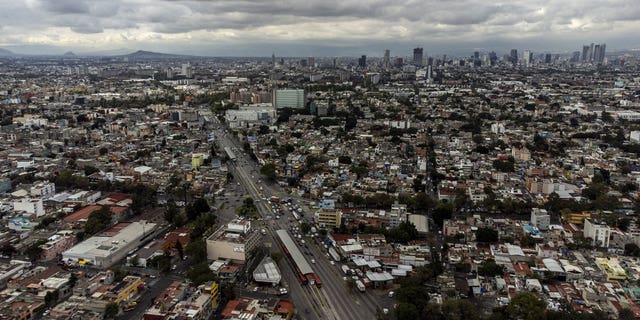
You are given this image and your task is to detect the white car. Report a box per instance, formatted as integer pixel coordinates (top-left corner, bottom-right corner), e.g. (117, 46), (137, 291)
(311, 259), (316, 264)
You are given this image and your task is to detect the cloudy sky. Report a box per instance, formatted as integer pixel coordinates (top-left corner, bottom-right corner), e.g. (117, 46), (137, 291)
(1, 0), (639, 56)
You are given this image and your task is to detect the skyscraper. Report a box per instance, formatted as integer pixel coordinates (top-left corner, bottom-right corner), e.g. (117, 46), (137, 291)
(413, 47), (423, 66)
(510, 49), (518, 66)
(523, 50), (533, 67)
(582, 45), (590, 62)
(383, 49), (390, 69)
(593, 44), (606, 64)
(358, 55), (367, 68)
(489, 52), (497, 66)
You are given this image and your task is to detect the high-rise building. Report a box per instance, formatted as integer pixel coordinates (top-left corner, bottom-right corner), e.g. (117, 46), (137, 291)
(582, 45), (590, 62)
(307, 57), (315, 68)
(182, 63), (193, 78)
(523, 50), (533, 67)
(593, 43), (606, 64)
(413, 47), (423, 66)
(544, 54), (552, 64)
(589, 43), (595, 61)
(273, 89), (306, 109)
(358, 55), (367, 68)
(489, 51), (498, 66)
(383, 49), (390, 69)
(271, 53), (276, 67)
(510, 49), (518, 65)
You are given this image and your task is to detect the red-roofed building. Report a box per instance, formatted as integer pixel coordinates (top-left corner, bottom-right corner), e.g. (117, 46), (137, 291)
(63, 205), (129, 225)
(97, 193), (133, 207)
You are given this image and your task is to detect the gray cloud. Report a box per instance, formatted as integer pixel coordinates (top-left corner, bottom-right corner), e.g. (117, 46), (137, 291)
(0, 0), (638, 55)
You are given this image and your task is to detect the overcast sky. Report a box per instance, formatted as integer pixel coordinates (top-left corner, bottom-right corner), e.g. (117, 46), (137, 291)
(1, 0), (639, 56)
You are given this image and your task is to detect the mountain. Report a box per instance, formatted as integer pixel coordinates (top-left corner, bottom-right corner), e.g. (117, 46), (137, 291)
(122, 50), (195, 60)
(0, 48), (15, 56)
(63, 51), (76, 56)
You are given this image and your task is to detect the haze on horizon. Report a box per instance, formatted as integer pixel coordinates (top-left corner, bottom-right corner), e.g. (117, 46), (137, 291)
(1, 0), (640, 57)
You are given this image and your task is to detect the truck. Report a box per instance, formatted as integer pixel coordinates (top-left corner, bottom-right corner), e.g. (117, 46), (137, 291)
(341, 265), (350, 275)
(356, 280), (366, 292)
(270, 196), (280, 203)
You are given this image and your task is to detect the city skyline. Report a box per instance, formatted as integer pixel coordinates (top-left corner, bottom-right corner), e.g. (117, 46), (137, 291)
(0, 0), (639, 56)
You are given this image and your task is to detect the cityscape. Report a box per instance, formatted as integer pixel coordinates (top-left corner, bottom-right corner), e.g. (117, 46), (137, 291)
(1, 1), (640, 320)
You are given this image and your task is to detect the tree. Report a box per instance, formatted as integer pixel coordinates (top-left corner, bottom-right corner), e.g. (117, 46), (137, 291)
(441, 298), (480, 320)
(0, 244), (17, 258)
(84, 206), (112, 236)
(396, 303), (419, 320)
(175, 240), (184, 260)
(300, 222), (312, 234)
(25, 243), (43, 261)
(44, 290), (59, 307)
(478, 259), (504, 277)
(476, 227), (499, 243)
(103, 302), (119, 319)
(387, 221), (418, 244)
(186, 262), (217, 286)
(619, 308), (635, 320)
(432, 201), (453, 228)
(185, 238), (208, 264)
(338, 155), (352, 165)
(68, 272), (78, 288)
(260, 163), (278, 180)
(624, 243), (640, 257)
(503, 292), (546, 320)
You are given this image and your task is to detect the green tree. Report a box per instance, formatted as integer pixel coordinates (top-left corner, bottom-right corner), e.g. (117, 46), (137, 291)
(44, 290), (59, 307)
(441, 298), (480, 320)
(25, 242), (43, 261)
(396, 303), (419, 320)
(476, 227), (499, 243)
(186, 262), (217, 286)
(260, 163), (278, 180)
(84, 206), (112, 236)
(103, 302), (119, 319)
(503, 292), (546, 320)
(0, 244), (17, 258)
(185, 238), (208, 264)
(387, 221), (418, 244)
(68, 272), (78, 288)
(175, 240), (184, 260)
(432, 201), (453, 228)
(478, 259), (504, 277)
(619, 308), (635, 320)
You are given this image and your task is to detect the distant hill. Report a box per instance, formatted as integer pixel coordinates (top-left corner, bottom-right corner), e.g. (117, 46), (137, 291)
(0, 48), (15, 56)
(123, 50), (194, 60)
(63, 51), (76, 56)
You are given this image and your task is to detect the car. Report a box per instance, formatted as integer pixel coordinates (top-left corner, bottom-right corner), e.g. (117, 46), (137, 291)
(171, 265), (177, 270)
(311, 259), (316, 264)
(330, 261), (335, 265)
(388, 291), (395, 298)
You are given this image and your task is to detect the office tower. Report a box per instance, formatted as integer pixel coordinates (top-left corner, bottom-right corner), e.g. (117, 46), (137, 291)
(166, 68), (173, 79)
(181, 63), (192, 78)
(427, 65), (432, 82)
(307, 57), (315, 68)
(299, 59), (307, 67)
(593, 44), (606, 64)
(582, 45), (590, 62)
(413, 47), (423, 66)
(358, 55), (367, 68)
(589, 43), (594, 61)
(332, 57), (337, 69)
(273, 89), (306, 109)
(544, 54), (552, 64)
(572, 51), (581, 63)
(383, 49), (390, 69)
(394, 57), (403, 67)
(523, 50), (532, 67)
(510, 49), (518, 65)
(271, 53), (276, 66)
(473, 51), (481, 67)
(489, 52), (497, 66)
